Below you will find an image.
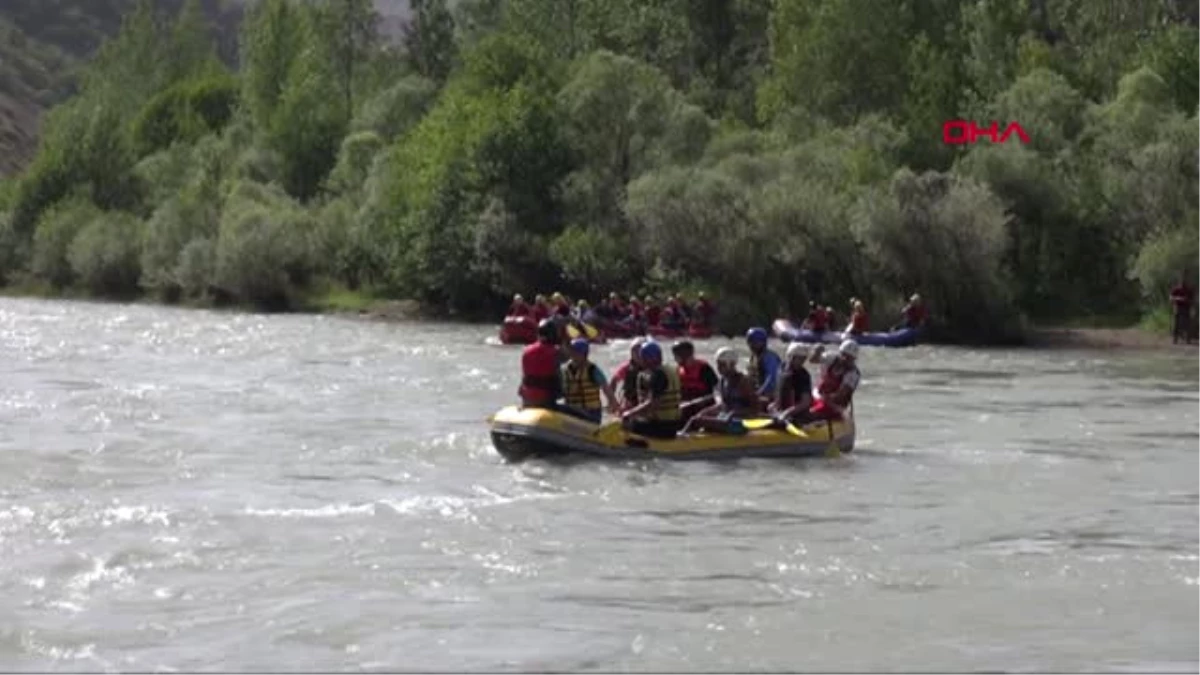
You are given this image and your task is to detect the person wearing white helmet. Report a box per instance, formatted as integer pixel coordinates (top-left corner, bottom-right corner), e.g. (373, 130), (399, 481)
(807, 339), (861, 421)
(770, 342), (815, 423)
(612, 337), (648, 411)
(681, 347), (761, 435)
(508, 293), (530, 317)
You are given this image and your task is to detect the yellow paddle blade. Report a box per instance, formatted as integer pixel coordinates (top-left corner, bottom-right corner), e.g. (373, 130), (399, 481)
(593, 422), (626, 445)
(742, 418), (776, 430)
(567, 324), (581, 339)
(786, 423), (808, 437)
(584, 323), (599, 339)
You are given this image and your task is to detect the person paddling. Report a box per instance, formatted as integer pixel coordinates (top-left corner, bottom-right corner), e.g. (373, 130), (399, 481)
(612, 337), (647, 412)
(561, 339), (618, 423)
(845, 300), (869, 336)
(682, 347), (761, 435)
(621, 341), (684, 439)
(519, 319), (566, 410)
(672, 340), (718, 421)
(807, 340), (861, 421)
(892, 293), (927, 331)
(745, 327), (782, 405)
(770, 343), (815, 424)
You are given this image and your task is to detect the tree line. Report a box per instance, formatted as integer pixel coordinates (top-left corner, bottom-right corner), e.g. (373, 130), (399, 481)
(0, 0), (1195, 343)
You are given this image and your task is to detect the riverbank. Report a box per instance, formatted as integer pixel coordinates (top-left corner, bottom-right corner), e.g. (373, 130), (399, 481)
(1025, 327), (1198, 352)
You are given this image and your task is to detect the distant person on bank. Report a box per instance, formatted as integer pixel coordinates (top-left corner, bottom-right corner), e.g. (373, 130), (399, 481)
(1169, 271), (1196, 345)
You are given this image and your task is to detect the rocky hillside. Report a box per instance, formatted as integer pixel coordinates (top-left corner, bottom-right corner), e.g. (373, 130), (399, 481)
(0, 0), (414, 177)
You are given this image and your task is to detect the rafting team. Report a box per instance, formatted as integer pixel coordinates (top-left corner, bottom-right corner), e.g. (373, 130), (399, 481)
(517, 323), (862, 440)
(507, 291), (930, 337)
(506, 291), (718, 337)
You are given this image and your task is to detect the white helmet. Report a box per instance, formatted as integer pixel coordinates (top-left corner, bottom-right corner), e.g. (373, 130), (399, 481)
(715, 347), (738, 366)
(786, 342), (808, 361)
(630, 337), (647, 357)
(838, 339), (859, 359)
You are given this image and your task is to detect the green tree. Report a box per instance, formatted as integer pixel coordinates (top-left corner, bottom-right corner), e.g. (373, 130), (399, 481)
(405, 0), (458, 82)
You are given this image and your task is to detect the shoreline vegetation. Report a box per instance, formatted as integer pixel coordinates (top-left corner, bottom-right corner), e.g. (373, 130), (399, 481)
(0, 0), (1197, 348)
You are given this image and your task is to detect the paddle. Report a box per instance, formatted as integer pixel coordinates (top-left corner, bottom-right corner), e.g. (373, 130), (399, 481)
(593, 421), (626, 444)
(742, 417), (808, 436)
(824, 419), (842, 458)
(566, 324), (581, 339)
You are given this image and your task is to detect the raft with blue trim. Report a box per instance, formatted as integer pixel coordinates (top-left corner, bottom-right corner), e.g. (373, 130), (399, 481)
(487, 405), (855, 462)
(772, 319), (921, 348)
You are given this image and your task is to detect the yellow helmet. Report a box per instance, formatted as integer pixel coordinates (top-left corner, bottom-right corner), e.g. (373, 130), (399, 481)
(535, 294), (546, 302)
(644, 295), (653, 302)
(609, 292), (618, 299)
(552, 292), (564, 301)
(513, 293), (523, 302)
(698, 291), (706, 299)
(577, 299), (589, 308)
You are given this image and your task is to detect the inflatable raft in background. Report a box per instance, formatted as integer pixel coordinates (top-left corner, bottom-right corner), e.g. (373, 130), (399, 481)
(487, 405), (855, 462)
(499, 317), (717, 345)
(499, 316), (537, 344)
(772, 319), (921, 348)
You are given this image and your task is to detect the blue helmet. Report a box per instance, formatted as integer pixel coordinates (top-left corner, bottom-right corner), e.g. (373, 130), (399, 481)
(639, 341), (663, 362)
(746, 327), (768, 344)
(569, 338), (590, 355)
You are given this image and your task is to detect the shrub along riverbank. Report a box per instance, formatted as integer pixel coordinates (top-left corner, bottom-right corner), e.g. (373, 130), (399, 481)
(0, 0), (1196, 345)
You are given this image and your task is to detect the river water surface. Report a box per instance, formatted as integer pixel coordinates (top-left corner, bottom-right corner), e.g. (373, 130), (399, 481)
(1, 297), (1197, 672)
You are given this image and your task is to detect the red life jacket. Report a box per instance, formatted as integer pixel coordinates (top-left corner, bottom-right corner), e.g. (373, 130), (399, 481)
(646, 306), (661, 325)
(532, 305), (550, 322)
(629, 301), (643, 318)
(1171, 285), (1194, 312)
(678, 359), (714, 400)
(817, 356), (858, 402)
(554, 301), (571, 317)
(850, 311), (869, 333)
(808, 308), (828, 331)
(509, 303), (530, 317)
(904, 304), (927, 325)
(519, 341), (560, 404)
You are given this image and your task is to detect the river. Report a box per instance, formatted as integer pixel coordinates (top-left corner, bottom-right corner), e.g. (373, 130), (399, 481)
(1, 297), (1196, 672)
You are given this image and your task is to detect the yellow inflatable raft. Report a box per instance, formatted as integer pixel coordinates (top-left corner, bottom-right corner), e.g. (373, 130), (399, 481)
(487, 405), (855, 462)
